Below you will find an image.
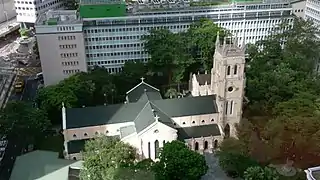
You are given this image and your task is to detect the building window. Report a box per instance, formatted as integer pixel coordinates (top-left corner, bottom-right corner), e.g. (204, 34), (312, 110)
(201, 120), (205, 123)
(192, 121), (195, 124)
(84, 133), (88, 137)
(73, 157), (77, 160)
(211, 119), (214, 122)
(148, 142), (151, 158)
(154, 140), (160, 158)
(163, 140), (165, 146)
(95, 132), (99, 135)
(195, 142), (199, 151)
(230, 101), (234, 114)
(73, 134), (76, 138)
(234, 65), (238, 75)
(204, 141), (208, 150)
(225, 101), (228, 115)
(228, 87), (233, 92)
(214, 140), (218, 149)
(182, 122), (186, 125)
(173, 123), (176, 126)
(227, 66), (231, 75)
(106, 130), (109, 134)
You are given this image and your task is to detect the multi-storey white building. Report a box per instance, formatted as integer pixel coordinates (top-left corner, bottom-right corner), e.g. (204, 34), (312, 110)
(36, 0), (295, 86)
(0, 0), (16, 23)
(14, 0), (64, 24)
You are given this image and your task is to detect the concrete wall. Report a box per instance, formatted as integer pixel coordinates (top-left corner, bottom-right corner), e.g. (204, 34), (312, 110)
(37, 31), (88, 86)
(0, 0), (16, 23)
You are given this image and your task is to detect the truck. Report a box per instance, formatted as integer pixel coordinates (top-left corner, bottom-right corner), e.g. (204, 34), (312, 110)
(14, 78), (25, 93)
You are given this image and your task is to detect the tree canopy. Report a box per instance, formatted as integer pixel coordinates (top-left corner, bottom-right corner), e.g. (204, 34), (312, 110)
(0, 101), (50, 142)
(235, 17), (320, 169)
(244, 166), (279, 180)
(80, 136), (155, 180)
(143, 19), (224, 85)
(152, 140), (208, 180)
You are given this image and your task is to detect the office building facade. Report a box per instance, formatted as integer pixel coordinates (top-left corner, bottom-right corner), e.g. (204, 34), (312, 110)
(14, 0), (64, 24)
(36, 0), (294, 86)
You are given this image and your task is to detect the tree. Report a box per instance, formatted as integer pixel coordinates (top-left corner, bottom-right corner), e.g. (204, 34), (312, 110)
(65, 0), (79, 10)
(217, 138), (259, 178)
(0, 101), (50, 142)
(186, 19), (225, 70)
(19, 28), (29, 37)
(245, 18), (320, 110)
(152, 140), (208, 180)
(80, 136), (137, 180)
(143, 28), (193, 84)
(244, 166), (279, 180)
(165, 88), (179, 99)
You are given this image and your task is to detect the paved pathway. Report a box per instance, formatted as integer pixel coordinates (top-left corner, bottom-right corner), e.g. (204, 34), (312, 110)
(201, 152), (234, 180)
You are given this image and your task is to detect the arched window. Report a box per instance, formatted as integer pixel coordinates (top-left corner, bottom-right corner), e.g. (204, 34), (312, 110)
(84, 133), (88, 137)
(211, 119), (214, 122)
(224, 124), (230, 138)
(204, 141), (208, 150)
(227, 66), (231, 75)
(192, 121), (195, 124)
(154, 140), (160, 158)
(73, 157), (77, 160)
(201, 120), (205, 123)
(163, 140), (165, 146)
(148, 142), (151, 158)
(73, 134), (76, 138)
(225, 101), (228, 115)
(195, 142), (199, 151)
(182, 122), (186, 125)
(95, 132), (99, 135)
(234, 65), (238, 75)
(229, 101), (234, 115)
(214, 140), (218, 149)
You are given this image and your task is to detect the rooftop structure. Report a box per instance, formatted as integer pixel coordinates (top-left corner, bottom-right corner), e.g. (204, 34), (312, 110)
(37, 10), (81, 26)
(10, 150), (82, 180)
(305, 166), (320, 180)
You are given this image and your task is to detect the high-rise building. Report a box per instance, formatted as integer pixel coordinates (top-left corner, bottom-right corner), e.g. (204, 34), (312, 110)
(14, 0), (64, 24)
(305, 0), (320, 26)
(35, 0), (295, 86)
(0, 0), (16, 23)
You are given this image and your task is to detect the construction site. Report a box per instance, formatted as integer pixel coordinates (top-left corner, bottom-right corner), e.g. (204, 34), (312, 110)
(0, 25), (41, 108)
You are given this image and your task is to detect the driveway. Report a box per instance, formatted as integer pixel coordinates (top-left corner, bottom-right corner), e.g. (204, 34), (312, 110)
(201, 152), (234, 180)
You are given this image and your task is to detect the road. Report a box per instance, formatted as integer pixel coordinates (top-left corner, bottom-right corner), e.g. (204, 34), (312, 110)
(0, 74), (40, 180)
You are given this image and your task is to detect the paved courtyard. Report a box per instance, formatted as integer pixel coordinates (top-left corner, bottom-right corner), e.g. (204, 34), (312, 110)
(201, 152), (234, 180)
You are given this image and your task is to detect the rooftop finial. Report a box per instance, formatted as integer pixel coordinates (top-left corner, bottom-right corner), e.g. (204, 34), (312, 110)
(62, 102), (65, 108)
(154, 114), (160, 122)
(215, 31), (220, 47)
(140, 77), (145, 82)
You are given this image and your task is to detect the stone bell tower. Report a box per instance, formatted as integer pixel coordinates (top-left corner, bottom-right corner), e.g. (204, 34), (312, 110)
(211, 33), (246, 138)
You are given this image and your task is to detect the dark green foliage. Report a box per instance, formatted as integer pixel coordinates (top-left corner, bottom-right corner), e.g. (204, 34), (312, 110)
(152, 141), (208, 180)
(244, 166), (279, 180)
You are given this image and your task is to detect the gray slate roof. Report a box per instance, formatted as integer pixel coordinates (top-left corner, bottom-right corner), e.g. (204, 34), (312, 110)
(196, 74), (211, 85)
(66, 80), (218, 136)
(177, 124), (221, 140)
(126, 81), (160, 103)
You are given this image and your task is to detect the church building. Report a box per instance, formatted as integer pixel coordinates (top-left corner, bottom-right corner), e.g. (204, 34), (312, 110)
(61, 35), (246, 161)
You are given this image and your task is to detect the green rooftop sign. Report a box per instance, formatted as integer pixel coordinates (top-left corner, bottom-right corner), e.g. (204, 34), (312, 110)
(79, 4), (126, 18)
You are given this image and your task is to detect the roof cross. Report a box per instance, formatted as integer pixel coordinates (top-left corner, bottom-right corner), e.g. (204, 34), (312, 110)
(154, 115), (160, 122)
(140, 77), (145, 82)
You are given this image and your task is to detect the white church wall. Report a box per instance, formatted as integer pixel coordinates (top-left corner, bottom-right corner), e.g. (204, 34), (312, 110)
(64, 122), (134, 141)
(138, 122), (177, 160)
(171, 113), (219, 128)
(122, 133), (141, 155)
(184, 135), (223, 154)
